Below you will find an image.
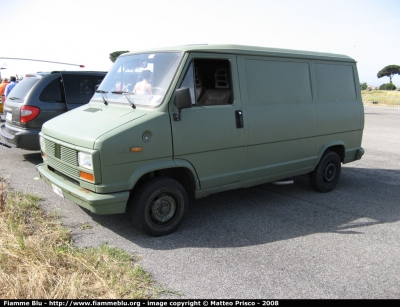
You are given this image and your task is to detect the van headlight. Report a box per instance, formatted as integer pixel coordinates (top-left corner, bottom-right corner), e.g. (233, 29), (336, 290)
(39, 136), (46, 152)
(78, 152), (93, 170)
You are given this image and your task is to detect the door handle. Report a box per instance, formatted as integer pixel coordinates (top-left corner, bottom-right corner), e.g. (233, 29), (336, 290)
(235, 110), (244, 128)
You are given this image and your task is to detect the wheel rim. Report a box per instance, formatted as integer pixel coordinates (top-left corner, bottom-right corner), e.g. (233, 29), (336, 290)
(324, 162), (337, 183)
(150, 193), (177, 224)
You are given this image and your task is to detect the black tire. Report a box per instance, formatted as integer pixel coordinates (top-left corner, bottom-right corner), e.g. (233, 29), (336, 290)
(310, 151), (341, 193)
(130, 177), (188, 236)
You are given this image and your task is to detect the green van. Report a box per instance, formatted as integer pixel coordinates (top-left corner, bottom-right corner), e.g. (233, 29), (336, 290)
(36, 45), (365, 236)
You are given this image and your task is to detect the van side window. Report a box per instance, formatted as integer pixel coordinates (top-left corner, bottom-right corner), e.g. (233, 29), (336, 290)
(179, 59), (233, 106)
(195, 59), (232, 105)
(39, 79), (63, 102)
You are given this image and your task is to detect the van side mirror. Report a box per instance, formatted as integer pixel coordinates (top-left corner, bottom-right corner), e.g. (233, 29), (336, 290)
(174, 88), (192, 121)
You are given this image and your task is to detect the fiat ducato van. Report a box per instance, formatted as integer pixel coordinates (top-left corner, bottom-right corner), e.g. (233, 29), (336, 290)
(36, 45), (365, 236)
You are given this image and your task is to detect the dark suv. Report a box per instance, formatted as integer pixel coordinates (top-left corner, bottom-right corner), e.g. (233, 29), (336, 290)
(1, 71), (106, 150)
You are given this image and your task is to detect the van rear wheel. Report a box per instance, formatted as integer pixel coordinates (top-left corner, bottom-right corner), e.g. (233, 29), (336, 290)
(130, 177), (188, 237)
(310, 151), (341, 193)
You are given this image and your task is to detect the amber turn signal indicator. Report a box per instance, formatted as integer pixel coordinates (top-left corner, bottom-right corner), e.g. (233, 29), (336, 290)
(130, 147), (143, 152)
(80, 171), (94, 182)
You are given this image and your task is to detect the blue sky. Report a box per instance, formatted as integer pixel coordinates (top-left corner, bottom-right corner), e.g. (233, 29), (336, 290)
(1, 0), (399, 86)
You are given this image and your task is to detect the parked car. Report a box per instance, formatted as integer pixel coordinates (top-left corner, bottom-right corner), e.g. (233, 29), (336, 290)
(0, 71), (106, 150)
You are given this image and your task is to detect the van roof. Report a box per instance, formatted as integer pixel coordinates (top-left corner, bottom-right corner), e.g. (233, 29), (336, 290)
(123, 44), (355, 62)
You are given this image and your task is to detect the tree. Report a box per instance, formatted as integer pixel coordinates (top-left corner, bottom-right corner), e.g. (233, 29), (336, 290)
(109, 51), (130, 63)
(360, 82), (368, 90)
(379, 83), (396, 90)
(377, 65), (400, 83)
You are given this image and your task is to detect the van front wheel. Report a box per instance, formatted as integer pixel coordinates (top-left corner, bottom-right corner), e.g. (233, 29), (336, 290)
(310, 151), (341, 193)
(130, 177), (188, 237)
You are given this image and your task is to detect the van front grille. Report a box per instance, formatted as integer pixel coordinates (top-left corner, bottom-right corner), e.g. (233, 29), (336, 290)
(44, 139), (79, 181)
(61, 146), (78, 165)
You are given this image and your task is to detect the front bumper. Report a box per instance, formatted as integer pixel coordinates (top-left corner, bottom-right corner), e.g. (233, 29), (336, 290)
(37, 163), (130, 214)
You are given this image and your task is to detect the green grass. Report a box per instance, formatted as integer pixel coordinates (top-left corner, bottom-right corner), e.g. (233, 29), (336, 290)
(361, 90), (400, 107)
(0, 178), (166, 299)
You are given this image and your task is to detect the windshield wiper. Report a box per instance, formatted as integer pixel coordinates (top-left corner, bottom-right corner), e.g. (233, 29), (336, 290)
(95, 90), (108, 106)
(7, 97), (20, 100)
(111, 91), (136, 109)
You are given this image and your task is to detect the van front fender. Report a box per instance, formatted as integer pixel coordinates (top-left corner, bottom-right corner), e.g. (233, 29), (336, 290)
(127, 158), (200, 190)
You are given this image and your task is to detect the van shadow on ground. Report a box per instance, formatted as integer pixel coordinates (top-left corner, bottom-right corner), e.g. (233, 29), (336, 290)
(23, 152), (42, 165)
(85, 166), (400, 249)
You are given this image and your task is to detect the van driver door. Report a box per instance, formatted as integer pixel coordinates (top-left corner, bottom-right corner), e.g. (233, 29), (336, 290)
(170, 55), (246, 190)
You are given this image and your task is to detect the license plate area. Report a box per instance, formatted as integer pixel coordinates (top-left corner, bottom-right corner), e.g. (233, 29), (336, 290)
(6, 112), (12, 121)
(52, 184), (64, 198)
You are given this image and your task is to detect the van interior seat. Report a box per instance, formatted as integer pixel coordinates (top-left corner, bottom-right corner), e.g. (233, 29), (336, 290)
(198, 68), (231, 105)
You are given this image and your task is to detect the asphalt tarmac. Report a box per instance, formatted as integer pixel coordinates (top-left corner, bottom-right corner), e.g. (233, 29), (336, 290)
(0, 105), (399, 299)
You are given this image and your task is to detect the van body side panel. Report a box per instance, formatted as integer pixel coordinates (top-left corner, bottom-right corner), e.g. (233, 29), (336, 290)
(239, 56), (317, 181)
(314, 131), (361, 163)
(172, 106), (246, 188)
(171, 54), (246, 189)
(314, 62), (364, 162)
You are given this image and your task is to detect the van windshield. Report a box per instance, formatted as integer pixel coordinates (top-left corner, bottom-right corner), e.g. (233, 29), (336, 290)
(94, 52), (183, 108)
